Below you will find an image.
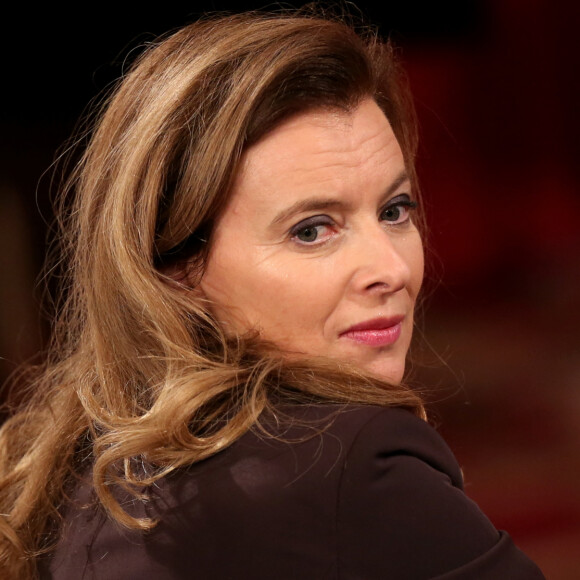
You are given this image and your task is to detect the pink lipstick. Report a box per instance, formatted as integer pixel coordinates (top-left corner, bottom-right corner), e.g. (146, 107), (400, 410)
(340, 316), (403, 347)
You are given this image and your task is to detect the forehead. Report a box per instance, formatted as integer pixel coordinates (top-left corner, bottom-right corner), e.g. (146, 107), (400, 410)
(231, 99), (404, 202)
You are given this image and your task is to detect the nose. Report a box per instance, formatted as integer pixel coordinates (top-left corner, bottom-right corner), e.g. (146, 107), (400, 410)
(348, 226), (414, 297)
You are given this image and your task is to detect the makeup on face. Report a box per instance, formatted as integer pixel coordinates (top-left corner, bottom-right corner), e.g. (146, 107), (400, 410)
(200, 99), (424, 383)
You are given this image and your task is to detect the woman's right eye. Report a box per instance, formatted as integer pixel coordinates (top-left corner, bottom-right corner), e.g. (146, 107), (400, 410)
(290, 216), (335, 245)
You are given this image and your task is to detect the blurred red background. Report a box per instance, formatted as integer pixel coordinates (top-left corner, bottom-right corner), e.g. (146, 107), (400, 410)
(1, 2), (578, 577)
(405, 3), (580, 577)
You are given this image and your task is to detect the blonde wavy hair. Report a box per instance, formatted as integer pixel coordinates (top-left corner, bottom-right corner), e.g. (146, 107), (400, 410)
(0, 9), (425, 578)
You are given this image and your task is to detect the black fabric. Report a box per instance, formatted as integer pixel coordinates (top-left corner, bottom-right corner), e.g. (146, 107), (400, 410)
(42, 405), (546, 579)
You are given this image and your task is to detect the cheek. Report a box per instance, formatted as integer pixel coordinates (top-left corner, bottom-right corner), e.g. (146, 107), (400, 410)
(200, 253), (264, 330)
(417, 243), (425, 294)
(402, 234), (424, 299)
(240, 260), (340, 330)
(201, 247), (342, 341)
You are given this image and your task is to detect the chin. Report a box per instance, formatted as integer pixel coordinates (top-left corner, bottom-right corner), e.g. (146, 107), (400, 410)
(363, 360), (406, 384)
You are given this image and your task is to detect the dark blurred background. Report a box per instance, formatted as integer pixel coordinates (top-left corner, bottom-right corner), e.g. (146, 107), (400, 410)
(1, 2), (578, 577)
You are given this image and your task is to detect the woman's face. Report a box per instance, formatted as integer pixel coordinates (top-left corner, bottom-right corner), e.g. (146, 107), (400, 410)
(200, 99), (424, 383)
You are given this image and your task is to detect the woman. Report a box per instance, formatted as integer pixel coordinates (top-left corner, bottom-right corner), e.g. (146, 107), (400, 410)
(0, 9), (545, 579)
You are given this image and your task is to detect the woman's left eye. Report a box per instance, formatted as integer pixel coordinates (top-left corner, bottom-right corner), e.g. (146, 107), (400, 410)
(380, 194), (417, 225)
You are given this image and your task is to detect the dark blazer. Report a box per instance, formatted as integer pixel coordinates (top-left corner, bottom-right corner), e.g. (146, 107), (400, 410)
(43, 405), (545, 579)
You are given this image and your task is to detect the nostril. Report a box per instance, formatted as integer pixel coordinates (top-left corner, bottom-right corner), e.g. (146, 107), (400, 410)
(366, 281), (390, 292)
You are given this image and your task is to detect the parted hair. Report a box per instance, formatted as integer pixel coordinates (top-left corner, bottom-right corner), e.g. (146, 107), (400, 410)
(0, 8), (424, 578)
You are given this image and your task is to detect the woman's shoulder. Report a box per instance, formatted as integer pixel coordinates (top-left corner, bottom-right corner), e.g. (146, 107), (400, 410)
(250, 403), (462, 485)
(283, 403), (544, 579)
(45, 403), (545, 579)
(157, 403), (544, 578)
(266, 401), (439, 443)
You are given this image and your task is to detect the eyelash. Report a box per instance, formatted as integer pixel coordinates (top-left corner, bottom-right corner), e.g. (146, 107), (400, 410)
(289, 194), (417, 245)
(379, 194), (417, 225)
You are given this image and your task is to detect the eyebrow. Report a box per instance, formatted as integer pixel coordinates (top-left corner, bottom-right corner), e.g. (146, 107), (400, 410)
(270, 170), (410, 227)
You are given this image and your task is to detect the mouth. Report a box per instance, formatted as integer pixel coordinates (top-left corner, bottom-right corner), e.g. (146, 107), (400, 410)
(339, 316), (404, 347)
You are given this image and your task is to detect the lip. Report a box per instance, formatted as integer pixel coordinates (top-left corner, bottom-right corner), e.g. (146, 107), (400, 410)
(339, 316), (404, 347)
